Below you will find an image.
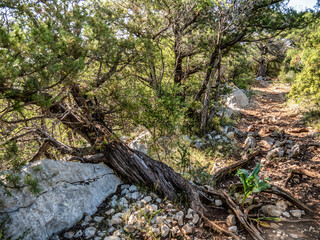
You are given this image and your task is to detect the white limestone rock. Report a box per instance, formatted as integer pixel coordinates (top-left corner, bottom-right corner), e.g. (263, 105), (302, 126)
(226, 87), (249, 111)
(290, 209), (302, 218)
(261, 205), (283, 217)
(1, 159), (122, 240)
(85, 227), (97, 239)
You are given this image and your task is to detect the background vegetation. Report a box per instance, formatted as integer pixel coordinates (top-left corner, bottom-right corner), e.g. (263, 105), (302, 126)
(0, 0), (318, 185)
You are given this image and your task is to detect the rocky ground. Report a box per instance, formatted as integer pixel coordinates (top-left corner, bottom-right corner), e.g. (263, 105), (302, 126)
(237, 81), (320, 239)
(56, 184), (229, 240)
(56, 80), (320, 240)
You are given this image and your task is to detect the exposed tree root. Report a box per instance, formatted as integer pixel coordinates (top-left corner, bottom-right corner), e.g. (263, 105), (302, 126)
(202, 214), (240, 240)
(246, 203), (263, 214)
(201, 186), (264, 240)
(265, 185), (315, 213)
(211, 147), (260, 183)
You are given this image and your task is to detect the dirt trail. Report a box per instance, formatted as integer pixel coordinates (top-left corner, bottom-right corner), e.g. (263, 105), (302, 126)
(237, 81), (320, 240)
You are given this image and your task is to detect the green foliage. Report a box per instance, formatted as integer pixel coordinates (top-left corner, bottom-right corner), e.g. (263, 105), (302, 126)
(139, 208), (163, 239)
(280, 13), (320, 107)
(187, 161), (212, 185)
(0, 141), (25, 171)
(236, 163), (271, 205)
(171, 145), (213, 185)
(130, 85), (188, 137)
(23, 174), (42, 196)
(176, 142), (191, 174)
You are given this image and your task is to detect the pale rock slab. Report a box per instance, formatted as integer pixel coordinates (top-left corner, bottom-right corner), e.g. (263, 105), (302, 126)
(0, 159), (122, 240)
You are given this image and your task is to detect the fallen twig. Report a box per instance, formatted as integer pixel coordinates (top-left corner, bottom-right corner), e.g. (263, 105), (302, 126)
(288, 128), (309, 133)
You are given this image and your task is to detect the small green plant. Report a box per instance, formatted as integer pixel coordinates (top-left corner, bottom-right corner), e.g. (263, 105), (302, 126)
(188, 161), (211, 185)
(23, 174), (42, 196)
(235, 163), (271, 206)
(140, 209), (163, 239)
(251, 216), (280, 228)
(176, 142), (191, 174)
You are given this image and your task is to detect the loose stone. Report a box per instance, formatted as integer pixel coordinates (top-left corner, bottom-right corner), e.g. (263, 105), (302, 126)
(94, 216), (104, 223)
(129, 185), (138, 192)
(175, 211), (184, 226)
(182, 224), (193, 235)
(215, 199), (223, 206)
(192, 214), (200, 224)
(143, 196), (152, 204)
(282, 211), (290, 218)
(150, 226), (160, 236)
(105, 209), (115, 215)
(290, 209), (302, 218)
(185, 208), (193, 219)
(161, 224), (170, 237)
(104, 236), (121, 240)
(74, 230), (83, 238)
(84, 227), (97, 239)
(84, 215), (93, 222)
(108, 218), (123, 226)
(228, 226), (237, 233)
(63, 231), (74, 239)
(226, 214), (236, 226)
(121, 184), (130, 190)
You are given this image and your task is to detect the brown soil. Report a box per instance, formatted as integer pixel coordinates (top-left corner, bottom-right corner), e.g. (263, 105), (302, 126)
(236, 81), (320, 240)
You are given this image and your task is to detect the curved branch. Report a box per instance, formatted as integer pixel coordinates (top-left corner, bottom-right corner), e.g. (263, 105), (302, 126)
(34, 129), (96, 157)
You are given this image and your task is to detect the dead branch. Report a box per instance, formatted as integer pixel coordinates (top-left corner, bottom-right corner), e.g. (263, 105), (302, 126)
(0, 115), (45, 124)
(248, 217), (318, 223)
(211, 147), (260, 183)
(34, 129), (96, 157)
(293, 168), (319, 178)
(0, 129), (37, 145)
(265, 185), (315, 213)
(67, 153), (105, 163)
(29, 140), (51, 162)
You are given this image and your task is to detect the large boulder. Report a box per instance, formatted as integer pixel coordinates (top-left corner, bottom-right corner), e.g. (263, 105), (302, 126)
(0, 159), (122, 240)
(226, 87), (249, 110)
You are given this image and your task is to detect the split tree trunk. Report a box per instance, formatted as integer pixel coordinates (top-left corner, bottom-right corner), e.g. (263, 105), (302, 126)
(48, 101), (204, 212)
(86, 142), (204, 211)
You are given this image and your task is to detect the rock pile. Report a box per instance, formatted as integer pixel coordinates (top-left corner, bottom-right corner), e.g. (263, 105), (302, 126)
(244, 127), (301, 160)
(57, 184), (224, 240)
(184, 126), (243, 151)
